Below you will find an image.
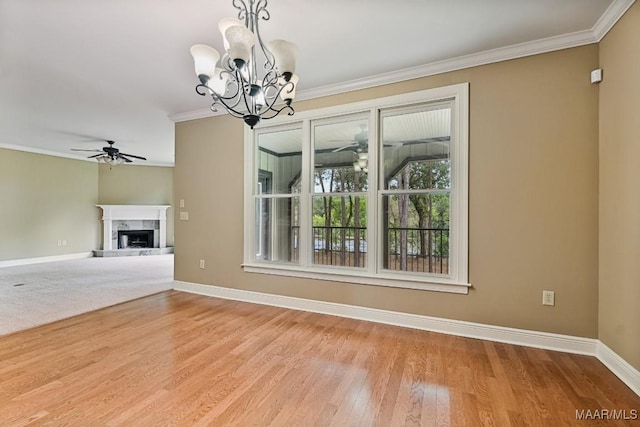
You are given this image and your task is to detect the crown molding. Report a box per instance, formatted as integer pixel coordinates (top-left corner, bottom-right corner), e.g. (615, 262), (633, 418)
(0, 143), (174, 167)
(169, 108), (225, 123)
(593, 0), (636, 41)
(171, 0), (634, 124)
(0, 143), (91, 162)
(299, 29), (597, 102)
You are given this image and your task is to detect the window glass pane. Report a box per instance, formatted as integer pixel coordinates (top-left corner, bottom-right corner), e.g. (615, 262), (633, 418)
(257, 127), (302, 194)
(386, 159), (451, 192)
(255, 196), (299, 263)
(314, 167), (367, 193)
(312, 195), (367, 268)
(382, 108), (451, 190)
(382, 193), (450, 274)
(313, 117), (369, 192)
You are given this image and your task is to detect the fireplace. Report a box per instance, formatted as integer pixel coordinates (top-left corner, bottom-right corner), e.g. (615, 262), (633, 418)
(118, 230), (154, 249)
(96, 205), (170, 252)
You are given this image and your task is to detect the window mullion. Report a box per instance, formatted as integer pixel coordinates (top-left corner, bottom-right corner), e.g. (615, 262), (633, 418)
(299, 119), (312, 268)
(244, 128), (256, 264)
(367, 108), (378, 276)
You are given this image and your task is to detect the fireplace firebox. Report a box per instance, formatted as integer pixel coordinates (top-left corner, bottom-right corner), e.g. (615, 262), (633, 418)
(118, 230), (154, 249)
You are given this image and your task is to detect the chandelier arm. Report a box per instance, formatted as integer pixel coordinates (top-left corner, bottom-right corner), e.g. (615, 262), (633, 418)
(251, 6), (276, 71)
(210, 94), (250, 118)
(218, 69), (242, 101)
(212, 102), (245, 119)
(255, 0), (270, 20)
(260, 104), (295, 121)
(236, 69), (255, 115)
(215, 91), (244, 111)
(195, 84), (212, 97)
(232, 0), (250, 23)
(259, 81), (294, 114)
(262, 69), (279, 87)
(273, 80), (295, 102)
(196, 75), (243, 112)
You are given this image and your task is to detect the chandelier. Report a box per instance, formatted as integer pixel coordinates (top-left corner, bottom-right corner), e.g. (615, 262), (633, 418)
(189, 0), (299, 129)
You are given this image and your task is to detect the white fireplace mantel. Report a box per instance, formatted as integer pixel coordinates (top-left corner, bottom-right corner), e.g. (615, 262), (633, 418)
(97, 205), (170, 250)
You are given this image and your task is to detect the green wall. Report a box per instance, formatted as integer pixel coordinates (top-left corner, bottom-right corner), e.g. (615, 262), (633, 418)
(0, 148), (174, 262)
(0, 148), (100, 261)
(98, 163), (174, 246)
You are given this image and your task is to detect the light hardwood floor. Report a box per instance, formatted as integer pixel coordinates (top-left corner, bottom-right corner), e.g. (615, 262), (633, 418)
(1, 291), (638, 426)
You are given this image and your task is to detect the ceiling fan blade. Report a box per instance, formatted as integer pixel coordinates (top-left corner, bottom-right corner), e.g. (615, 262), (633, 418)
(384, 137), (451, 146)
(117, 154), (133, 163)
(119, 152), (147, 160)
(71, 148), (103, 152)
(332, 143), (358, 153)
(87, 153), (105, 159)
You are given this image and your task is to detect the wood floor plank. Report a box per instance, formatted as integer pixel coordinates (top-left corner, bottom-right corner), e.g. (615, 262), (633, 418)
(0, 290), (639, 426)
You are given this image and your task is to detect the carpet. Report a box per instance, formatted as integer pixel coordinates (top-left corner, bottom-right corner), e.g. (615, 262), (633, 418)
(0, 254), (174, 336)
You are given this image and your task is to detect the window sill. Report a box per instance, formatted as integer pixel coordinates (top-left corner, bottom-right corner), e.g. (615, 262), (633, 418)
(242, 263), (471, 294)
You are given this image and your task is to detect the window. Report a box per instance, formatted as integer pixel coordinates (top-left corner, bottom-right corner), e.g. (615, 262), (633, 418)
(244, 83), (469, 293)
(381, 105), (451, 275)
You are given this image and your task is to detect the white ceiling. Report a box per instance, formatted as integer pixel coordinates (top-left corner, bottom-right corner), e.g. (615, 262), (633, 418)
(0, 0), (632, 166)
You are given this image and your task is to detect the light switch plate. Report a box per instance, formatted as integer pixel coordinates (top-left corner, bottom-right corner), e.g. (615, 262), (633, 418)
(542, 290), (555, 306)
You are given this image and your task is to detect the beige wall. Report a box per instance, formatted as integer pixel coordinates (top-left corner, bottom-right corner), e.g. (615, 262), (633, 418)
(599, 2), (640, 370)
(0, 148), (100, 261)
(175, 44), (600, 338)
(98, 164), (174, 246)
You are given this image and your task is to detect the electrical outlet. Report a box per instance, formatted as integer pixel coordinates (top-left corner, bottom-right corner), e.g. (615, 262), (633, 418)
(180, 211), (189, 221)
(542, 290), (555, 306)
(57, 240), (62, 247)
(62, 240), (67, 246)
(180, 199), (185, 208)
(199, 259), (205, 269)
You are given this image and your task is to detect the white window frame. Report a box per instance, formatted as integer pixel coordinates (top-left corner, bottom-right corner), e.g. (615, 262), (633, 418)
(243, 83), (469, 294)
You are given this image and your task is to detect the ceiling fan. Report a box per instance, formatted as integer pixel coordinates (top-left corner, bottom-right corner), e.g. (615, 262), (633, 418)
(71, 140), (147, 165)
(331, 125), (369, 153)
(330, 125), (412, 153)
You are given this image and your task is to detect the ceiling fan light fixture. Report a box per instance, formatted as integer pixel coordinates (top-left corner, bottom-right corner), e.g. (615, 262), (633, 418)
(190, 0), (299, 129)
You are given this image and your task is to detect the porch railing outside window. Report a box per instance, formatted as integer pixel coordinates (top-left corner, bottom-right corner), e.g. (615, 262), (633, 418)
(291, 225), (449, 273)
(385, 227), (449, 274)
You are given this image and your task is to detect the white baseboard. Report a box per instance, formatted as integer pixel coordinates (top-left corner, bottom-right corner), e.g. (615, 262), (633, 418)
(0, 252), (94, 268)
(174, 280), (640, 397)
(597, 341), (640, 396)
